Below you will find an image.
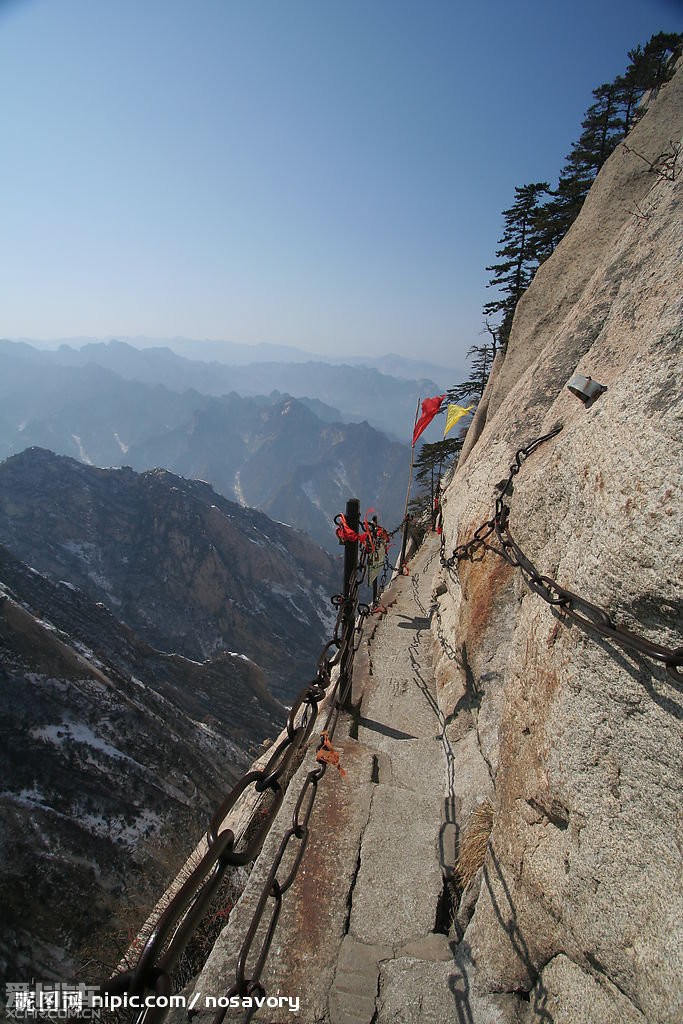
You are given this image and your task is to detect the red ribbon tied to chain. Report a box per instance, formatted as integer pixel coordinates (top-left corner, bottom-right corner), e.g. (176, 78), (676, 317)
(335, 508), (377, 551)
(316, 731), (346, 777)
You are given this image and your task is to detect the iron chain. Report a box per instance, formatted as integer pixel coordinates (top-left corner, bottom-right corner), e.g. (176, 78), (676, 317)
(102, 543), (371, 1024)
(441, 424), (682, 682)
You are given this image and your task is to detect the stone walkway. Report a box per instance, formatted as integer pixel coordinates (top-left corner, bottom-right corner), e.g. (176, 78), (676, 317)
(188, 536), (493, 1023)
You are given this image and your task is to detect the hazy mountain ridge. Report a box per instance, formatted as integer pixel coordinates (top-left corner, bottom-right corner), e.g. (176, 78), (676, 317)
(242, 405), (408, 543)
(0, 353), (208, 465)
(0, 338), (444, 440)
(0, 343), (410, 549)
(8, 335), (461, 385)
(152, 396), (408, 547)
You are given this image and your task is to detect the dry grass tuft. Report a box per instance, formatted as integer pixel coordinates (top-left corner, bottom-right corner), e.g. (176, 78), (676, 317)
(455, 799), (494, 889)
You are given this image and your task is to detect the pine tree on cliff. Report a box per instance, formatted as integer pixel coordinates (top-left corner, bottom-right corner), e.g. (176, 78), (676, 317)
(628, 31), (683, 99)
(540, 31), (683, 244)
(415, 439), (462, 489)
(446, 342), (495, 404)
(483, 182), (549, 348)
(613, 32), (683, 135)
(540, 83), (623, 242)
(410, 437), (463, 520)
(469, 30), (683, 411)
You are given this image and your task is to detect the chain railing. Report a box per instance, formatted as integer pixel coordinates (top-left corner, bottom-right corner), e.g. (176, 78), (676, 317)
(99, 500), (371, 1024)
(89, 440), (682, 1024)
(440, 425), (682, 682)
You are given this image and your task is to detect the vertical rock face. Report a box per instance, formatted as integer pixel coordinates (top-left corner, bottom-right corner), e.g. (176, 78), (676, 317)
(433, 66), (683, 1023)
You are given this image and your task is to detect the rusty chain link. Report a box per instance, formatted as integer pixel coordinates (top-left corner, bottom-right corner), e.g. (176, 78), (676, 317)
(102, 540), (370, 1024)
(440, 424), (682, 682)
(373, 515), (407, 591)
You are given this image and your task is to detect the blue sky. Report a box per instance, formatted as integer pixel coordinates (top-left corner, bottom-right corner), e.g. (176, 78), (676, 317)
(1, 0), (680, 367)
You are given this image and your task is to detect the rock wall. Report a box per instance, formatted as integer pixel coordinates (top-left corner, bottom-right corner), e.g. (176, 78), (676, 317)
(433, 65), (683, 1023)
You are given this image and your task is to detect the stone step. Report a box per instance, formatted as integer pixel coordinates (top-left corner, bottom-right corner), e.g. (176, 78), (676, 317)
(358, 674), (441, 751)
(349, 783), (443, 948)
(329, 936), (392, 1024)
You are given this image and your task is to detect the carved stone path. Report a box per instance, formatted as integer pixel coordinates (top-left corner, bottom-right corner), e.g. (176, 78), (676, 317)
(187, 536), (504, 1023)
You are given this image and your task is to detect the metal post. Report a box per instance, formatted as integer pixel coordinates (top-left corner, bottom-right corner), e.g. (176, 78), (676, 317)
(399, 514), (410, 569)
(338, 497), (360, 708)
(399, 396), (420, 571)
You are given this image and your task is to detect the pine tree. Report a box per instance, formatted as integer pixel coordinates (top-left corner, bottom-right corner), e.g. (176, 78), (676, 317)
(541, 32), (683, 244)
(531, 195), (567, 262)
(614, 33), (682, 134)
(543, 83), (623, 241)
(415, 439), (463, 492)
(615, 57), (644, 137)
(410, 438), (463, 522)
(471, 29), (683, 407)
(447, 342), (495, 404)
(634, 32), (683, 94)
(483, 182), (549, 347)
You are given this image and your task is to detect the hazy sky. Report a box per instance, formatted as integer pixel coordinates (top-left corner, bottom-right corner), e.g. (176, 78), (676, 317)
(1, 0), (680, 366)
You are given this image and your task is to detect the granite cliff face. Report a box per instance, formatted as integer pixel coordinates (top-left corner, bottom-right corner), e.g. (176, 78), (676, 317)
(433, 64), (682, 1022)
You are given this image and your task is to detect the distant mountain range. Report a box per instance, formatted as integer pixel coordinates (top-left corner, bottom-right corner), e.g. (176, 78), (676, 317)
(0, 448), (342, 978)
(0, 341), (424, 983)
(11, 334), (462, 387)
(0, 340), (411, 549)
(0, 338), (454, 440)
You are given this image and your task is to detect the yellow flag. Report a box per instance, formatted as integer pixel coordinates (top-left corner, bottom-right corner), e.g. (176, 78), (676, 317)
(444, 404), (475, 437)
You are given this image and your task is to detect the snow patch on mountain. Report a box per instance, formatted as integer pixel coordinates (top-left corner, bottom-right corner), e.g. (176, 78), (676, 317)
(30, 721), (143, 767)
(71, 434), (93, 464)
(114, 432), (129, 454)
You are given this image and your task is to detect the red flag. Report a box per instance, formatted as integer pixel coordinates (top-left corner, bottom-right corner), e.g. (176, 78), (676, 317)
(412, 394), (446, 447)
